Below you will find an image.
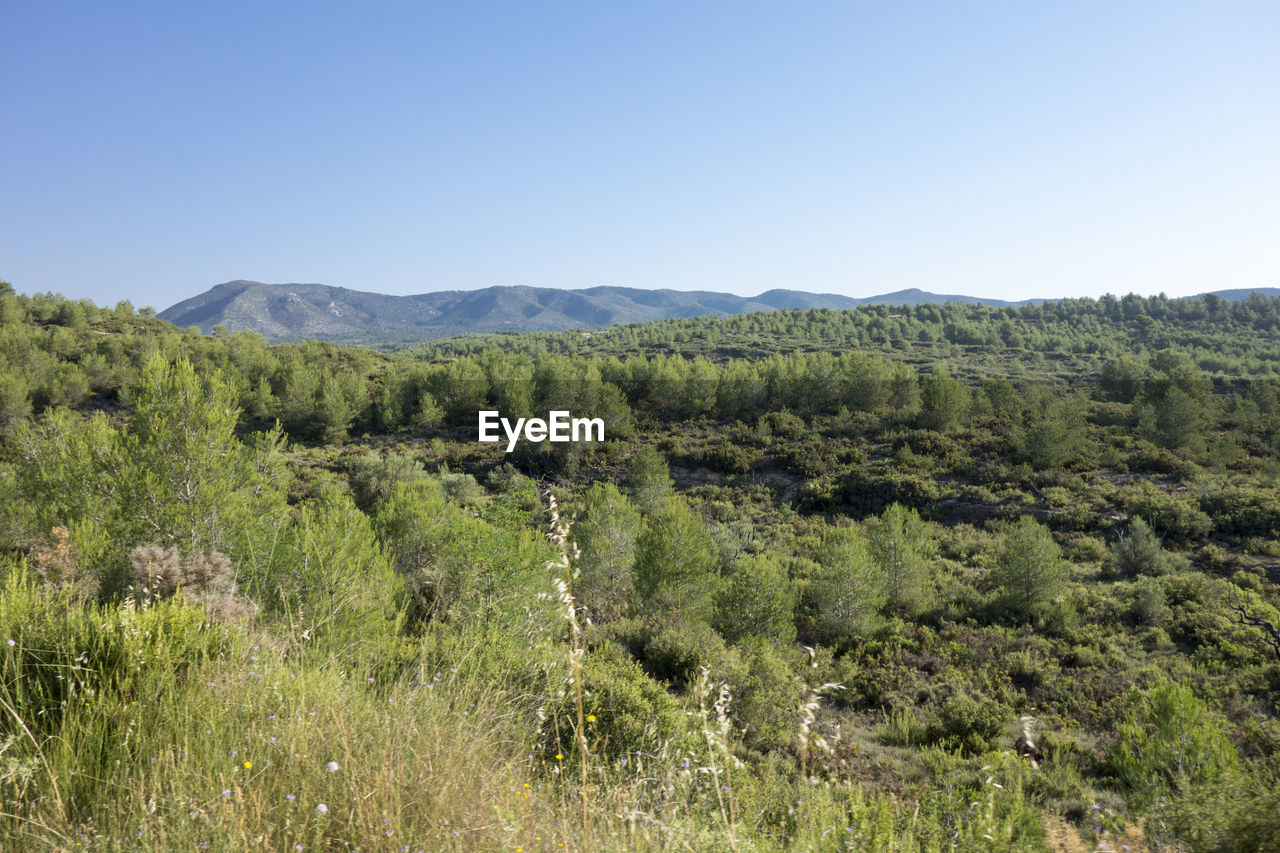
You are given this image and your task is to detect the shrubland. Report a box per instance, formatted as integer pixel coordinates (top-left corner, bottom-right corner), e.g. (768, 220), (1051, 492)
(0, 281), (1278, 850)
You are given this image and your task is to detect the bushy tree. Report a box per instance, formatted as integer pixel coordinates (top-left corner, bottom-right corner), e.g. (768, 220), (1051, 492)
(627, 447), (674, 514)
(1138, 349), (1212, 449)
(918, 366), (970, 431)
(714, 553), (796, 644)
(263, 487), (405, 650)
(728, 637), (805, 751)
(342, 451), (428, 510)
(865, 504), (935, 618)
(1108, 517), (1177, 577)
(0, 373), (32, 434)
(375, 479), (555, 630)
(1113, 680), (1241, 806)
(993, 516), (1067, 619)
(8, 356), (287, 596)
(806, 524), (886, 645)
(633, 499), (719, 621)
(1099, 355), (1145, 402)
(572, 483), (641, 621)
(121, 355), (288, 560)
(1019, 394), (1086, 470)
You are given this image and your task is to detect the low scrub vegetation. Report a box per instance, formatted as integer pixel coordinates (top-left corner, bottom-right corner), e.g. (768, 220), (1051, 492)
(1, 283), (1279, 850)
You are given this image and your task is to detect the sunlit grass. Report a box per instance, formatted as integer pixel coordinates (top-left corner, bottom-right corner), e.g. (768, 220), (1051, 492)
(2, 559), (1055, 851)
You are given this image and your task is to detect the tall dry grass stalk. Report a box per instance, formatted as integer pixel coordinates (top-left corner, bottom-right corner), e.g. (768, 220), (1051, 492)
(544, 491), (590, 851)
(796, 647), (844, 779)
(692, 665), (742, 851)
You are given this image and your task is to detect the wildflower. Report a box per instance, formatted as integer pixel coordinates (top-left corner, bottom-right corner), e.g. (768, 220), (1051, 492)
(315, 803), (328, 814)
(555, 754), (563, 761)
(6, 639), (14, 647)
(221, 790), (231, 798)
(586, 715), (596, 722)
(286, 794), (296, 801)
(325, 760), (339, 772)
(243, 761), (252, 769)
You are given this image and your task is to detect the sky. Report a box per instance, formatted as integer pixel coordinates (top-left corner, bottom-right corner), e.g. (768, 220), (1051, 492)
(2, 1), (1278, 309)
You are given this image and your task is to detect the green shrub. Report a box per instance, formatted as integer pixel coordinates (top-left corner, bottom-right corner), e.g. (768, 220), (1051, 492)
(439, 470), (486, 506)
(341, 451), (427, 510)
(1106, 517), (1180, 577)
(991, 516), (1067, 620)
(924, 691), (1007, 755)
(1112, 680), (1241, 807)
(633, 499), (720, 622)
(1124, 487), (1213, 542)
(804, 523), (886, 646)
(262, 486), (406, 652)
(1129, 578), (1173, 627)
(714, 552), (796, 644)
(642, 618), (730, 686)
(728, 637), (805, 752)
(545, 653), (689, 761)
(1199, 486), (1280, 540)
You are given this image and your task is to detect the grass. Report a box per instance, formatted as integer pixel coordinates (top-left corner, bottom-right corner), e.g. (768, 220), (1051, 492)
(0, 556), (1062, 852)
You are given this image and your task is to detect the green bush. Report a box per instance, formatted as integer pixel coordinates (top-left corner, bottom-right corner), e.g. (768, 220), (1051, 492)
(728, 637), (806, 752)
(545, 653), (690, 761)
(1199, 486), (1280, 540)
(991, 516), (1067, 620)
(714, 552), (796, 644)
(803, 523), (885, 647)
(1106, 517), (1179, 577)
(642, 617), (730, 686)
(1124, 487), (1213, 542)
(923, 691), (1008, 755)
(1112, 680), (1241, 807)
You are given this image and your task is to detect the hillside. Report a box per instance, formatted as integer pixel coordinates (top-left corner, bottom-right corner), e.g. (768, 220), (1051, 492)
(3, 287), (1280, 850)
(158, 280), (1031, 344)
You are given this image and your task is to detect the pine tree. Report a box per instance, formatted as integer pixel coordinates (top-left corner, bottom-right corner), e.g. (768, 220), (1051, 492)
(634, 499), (719, 622)
(865, 504), (935, 618)
(572, 482), (641, 620)
(993, 516), (1067, 619)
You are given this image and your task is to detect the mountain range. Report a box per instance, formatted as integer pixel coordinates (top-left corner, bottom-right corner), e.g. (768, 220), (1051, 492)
(158, 281), (1036, 344)
(161, 281), (1280, 345)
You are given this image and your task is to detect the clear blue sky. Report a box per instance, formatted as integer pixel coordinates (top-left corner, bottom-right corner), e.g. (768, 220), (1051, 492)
(3, 1), (1278, 309)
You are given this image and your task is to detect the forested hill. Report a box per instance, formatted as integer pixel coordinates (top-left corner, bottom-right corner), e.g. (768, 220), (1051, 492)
(157, 280), (1032, 344)
(415, 289), (1280, 377)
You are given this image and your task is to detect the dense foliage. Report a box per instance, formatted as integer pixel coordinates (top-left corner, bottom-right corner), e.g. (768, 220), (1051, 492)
(1, 280), (1279, 850)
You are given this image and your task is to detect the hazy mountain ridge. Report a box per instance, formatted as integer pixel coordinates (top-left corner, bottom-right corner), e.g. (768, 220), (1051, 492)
(159, 281), (1034, 343)
(161, 281), (1280, 344)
